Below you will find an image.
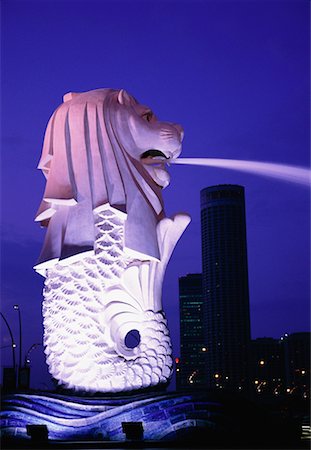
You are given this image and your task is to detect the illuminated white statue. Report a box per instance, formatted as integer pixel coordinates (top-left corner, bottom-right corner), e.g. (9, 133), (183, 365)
(35, 88), (190, 393)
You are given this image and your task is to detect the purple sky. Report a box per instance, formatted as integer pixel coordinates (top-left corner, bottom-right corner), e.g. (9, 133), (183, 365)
(1, 0), (310, 390)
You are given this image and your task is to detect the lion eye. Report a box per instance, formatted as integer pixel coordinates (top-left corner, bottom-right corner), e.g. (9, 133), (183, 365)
(142, 111), (153, 122)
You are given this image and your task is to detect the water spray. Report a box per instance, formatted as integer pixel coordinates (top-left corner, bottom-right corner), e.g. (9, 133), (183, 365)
(171, 158), (311, 187)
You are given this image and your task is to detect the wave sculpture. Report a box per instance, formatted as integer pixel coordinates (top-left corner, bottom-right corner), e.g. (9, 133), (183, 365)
(34, 88), (190, 393)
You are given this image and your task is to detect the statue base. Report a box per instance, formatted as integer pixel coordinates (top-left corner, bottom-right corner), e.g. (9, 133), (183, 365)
(1, 389), (303, 448)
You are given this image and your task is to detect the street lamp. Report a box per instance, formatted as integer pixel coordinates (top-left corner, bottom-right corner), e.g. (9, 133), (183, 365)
(24, 343), (42, 366)
(0, 312), (16, 369)
(20, 343), (43, 391)
(13, 305), (22, 370)
(1, 312), (17, 390)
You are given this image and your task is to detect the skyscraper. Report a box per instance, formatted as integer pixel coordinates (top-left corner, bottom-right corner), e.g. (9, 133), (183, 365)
(200, 185), (251, 392)
(177, 273), (205, 390)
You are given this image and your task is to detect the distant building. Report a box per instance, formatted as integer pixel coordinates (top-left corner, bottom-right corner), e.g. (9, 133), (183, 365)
(282, 332), (310, 399)
(249, 333), (310, 399)
(200, 185), (251, 392)
(250, 337), (284, 397)
(176, 183), (309, 401)
(177, 273), (205, 390)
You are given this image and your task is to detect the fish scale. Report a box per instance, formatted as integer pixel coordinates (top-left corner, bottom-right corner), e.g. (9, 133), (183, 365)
(42, 206), (173, 393)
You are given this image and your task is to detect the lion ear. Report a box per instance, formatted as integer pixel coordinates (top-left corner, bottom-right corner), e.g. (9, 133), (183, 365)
(117, 89), (131, 105)
(63, 92), (79, 102)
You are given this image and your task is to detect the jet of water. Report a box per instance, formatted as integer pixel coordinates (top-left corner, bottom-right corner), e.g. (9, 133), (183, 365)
(171, 158), (311, 187)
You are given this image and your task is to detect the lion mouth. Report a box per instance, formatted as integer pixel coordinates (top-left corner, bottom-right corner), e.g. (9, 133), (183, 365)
(140, 149), (171, 189)
(140, 149), (170, 164)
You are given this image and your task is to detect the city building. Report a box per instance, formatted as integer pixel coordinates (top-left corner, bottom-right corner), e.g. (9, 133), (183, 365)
(249, 333), (310, 399)
(282, 332), (310, 399)
(200, 185), (251, 392)
(176, 184), (309, 403)
(177, 273), (205, 389)
(250, 337), (284, 397)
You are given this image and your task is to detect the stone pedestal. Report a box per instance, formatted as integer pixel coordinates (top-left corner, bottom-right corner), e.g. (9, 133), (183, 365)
(1, 389), (302, 448)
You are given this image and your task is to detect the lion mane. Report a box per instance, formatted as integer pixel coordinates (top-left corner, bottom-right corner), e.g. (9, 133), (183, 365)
(35, 88), (182, 273)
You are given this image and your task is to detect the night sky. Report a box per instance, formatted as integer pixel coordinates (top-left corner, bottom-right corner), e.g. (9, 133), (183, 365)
(1, 0), (310, 390)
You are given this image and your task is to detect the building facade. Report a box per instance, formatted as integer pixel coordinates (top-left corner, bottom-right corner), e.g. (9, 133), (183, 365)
(177, 273), (205, 390)
(250, 337), (284, 397)
(200, 185), (251, 392)
(249, 333), (310, 400)
(282, 332), (310, 399)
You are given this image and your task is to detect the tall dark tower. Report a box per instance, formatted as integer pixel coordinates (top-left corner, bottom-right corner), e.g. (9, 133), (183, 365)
(200, 185), (251, 392)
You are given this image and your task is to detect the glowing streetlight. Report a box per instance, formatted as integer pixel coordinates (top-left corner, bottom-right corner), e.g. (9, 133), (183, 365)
(24, 343), (42, 366)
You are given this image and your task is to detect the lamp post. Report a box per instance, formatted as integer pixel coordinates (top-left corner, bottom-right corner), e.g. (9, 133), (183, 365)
(13, 305), (22, 370)
(0, 312), (16, 369)
(21, 343), (43, 391)
(24, 343), (42, 366)
(1, 312), (17, 390)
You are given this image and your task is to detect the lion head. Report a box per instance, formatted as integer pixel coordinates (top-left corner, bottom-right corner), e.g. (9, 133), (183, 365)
(35, 88), (184, 273)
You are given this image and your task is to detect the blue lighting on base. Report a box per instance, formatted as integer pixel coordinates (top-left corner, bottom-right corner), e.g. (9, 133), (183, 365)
(1, 391), (221, 442)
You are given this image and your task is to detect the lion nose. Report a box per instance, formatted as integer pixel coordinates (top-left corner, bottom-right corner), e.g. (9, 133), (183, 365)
(173, 123), (184, 142)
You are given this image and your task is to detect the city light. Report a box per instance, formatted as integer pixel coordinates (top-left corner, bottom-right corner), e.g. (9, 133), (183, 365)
(214, 373), (220, 379)
(259, 360), (265, 365)
(188, 370), (198, 384)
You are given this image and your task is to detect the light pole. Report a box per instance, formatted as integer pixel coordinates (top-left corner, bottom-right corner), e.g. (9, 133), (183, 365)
(0, 312), (16, 369)
(13, 305), (22, 370)
(21, 343), (43, 391)
(24, 343), (42, 366)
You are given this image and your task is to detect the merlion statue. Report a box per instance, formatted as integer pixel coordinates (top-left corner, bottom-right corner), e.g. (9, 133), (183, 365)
(35, 88), (190, 393)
